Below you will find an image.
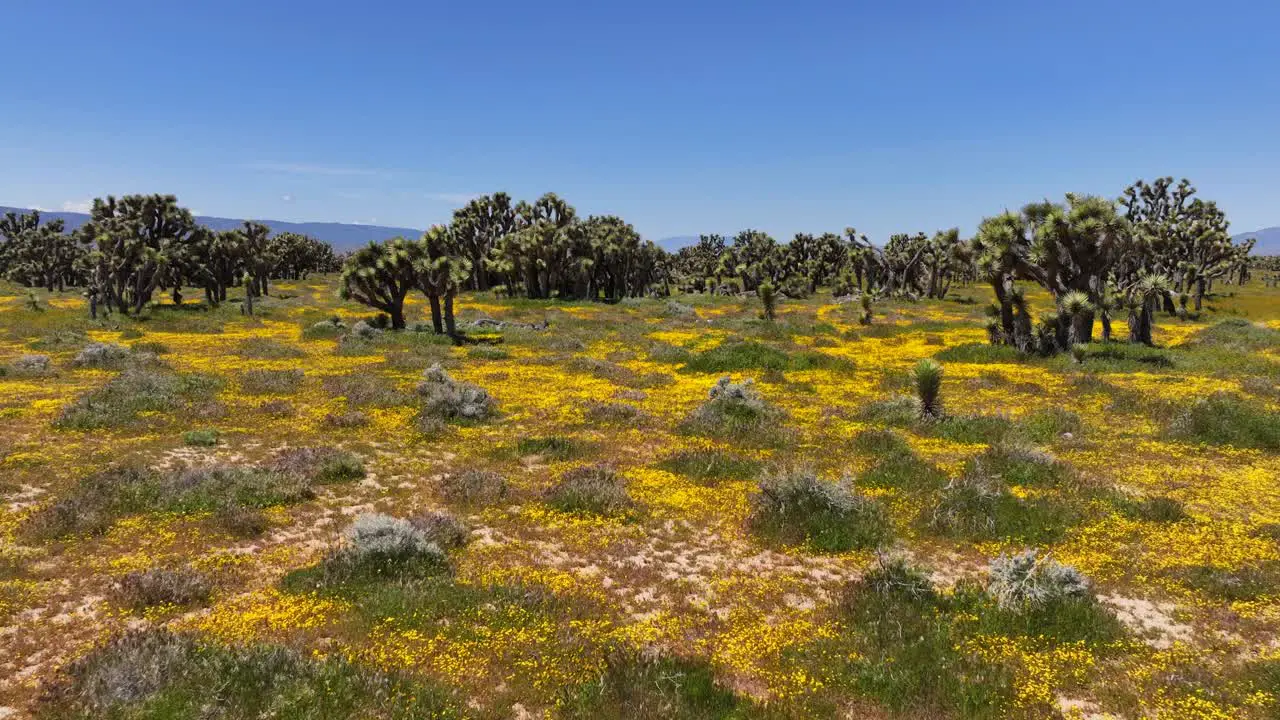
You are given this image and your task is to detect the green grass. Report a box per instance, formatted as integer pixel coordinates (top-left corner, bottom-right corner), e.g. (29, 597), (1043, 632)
(1165, 392), (1280, 449)
(656, 449), (762, 483)
(559, 654), (759, 720)
(517, 435), (580, 459)
(182, 428), (220, 446)
(680, 339), (852, 374)
(933, 342), (1024, 363)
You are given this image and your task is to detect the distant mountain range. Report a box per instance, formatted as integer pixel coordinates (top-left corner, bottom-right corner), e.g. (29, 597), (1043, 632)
(0, 206), (421, 251)
(4, 204), (1274, 257)
(1235, 227), (1280, 256)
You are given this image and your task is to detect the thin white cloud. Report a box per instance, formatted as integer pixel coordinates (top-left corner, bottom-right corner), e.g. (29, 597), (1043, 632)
(281, 194), (295, 203)
(247, 162), (383, 177)
(424, 192), (479, 205)
(61, 199), (93, 213)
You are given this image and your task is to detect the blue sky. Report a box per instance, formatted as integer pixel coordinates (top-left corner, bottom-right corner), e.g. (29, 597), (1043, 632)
(2, 0), (1277, 241)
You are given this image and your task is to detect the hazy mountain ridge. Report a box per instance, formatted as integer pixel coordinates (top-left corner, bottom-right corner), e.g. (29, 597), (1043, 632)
(0, 206), (421, 251)
(1234, 227), (1280, 255)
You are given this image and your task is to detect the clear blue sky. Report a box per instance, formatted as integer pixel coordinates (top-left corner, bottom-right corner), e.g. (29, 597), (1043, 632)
(2, 0), (1277, 241)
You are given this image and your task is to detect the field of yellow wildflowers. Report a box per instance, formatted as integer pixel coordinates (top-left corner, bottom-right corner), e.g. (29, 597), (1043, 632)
(2, 277), (1279, 719)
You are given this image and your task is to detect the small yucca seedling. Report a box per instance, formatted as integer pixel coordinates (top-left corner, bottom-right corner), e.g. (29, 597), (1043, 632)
(859, 294), (874, 325)
(912, 359), (944, 420)
(758, 281), (777, 321)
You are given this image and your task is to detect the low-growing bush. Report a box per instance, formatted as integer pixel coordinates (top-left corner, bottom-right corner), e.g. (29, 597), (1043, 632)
(545, 465), (634, 516)
(130, 340), (169, 355)
(409, 510), (469, 549)
(1116, 494), (1188, 523)
(986, 550), (1089, 611)
(1165, 392), (1280, 449)
(467, 346), (509, 360)
(748, 469), (891, 552)
(233, 337), (306, 359)
(22, 460), (344, 541)
(323, 371), (408, 407)
(302, 316), (347, 339)
(678, 377), (791, 446)
(71, 342), (133, 368)
(256, 398), (295, 417)
(270, 447), (366, 484)
(517, 435), (579, 459)
(290, 514), (450, 590)
(656, 448), (761, 483)
(37, 628), (459, 719)
(1174, 560), (1280, 601)
(8, 354), (53, 376)
(55, 366), (222, 430)
(182, 428), (219, 447)
(583, 399), (642, 425)
(323, 410), (369, 428)
(114, 567), (212, 609)
(239, 368), (305, 395)
(416, 364), (496, 422)
(558, 653), (751, 720)
(438, 469), (509, 505)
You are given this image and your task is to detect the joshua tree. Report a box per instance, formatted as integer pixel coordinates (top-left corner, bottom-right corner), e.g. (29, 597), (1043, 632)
(338, 237), (423, 330)
(858, 294), (874, 325)
(1123, 272), (1172, 346)
(416, 225), (472, 335)
(913, 359), (944, 421)
(1058, 291), (1093, 347)
(758, 281), (777, 321)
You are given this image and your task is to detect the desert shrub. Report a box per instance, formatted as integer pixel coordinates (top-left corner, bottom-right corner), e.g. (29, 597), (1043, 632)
(348, 319), (382, 341)
(22, 463), (321, 541)
(233, 337), (306, 359)
(931, 414), (1017, 444)
(438, 469), (509, 505)
(323, 410), (368, 428)
(857, 396), (919, 427)
(926, 465), (1075, 544)
(1241, 376), (1279, 398)
(323, 371), (408, 407)
(302, 316), (347, 339)
(239, 368), (305, 395)
(36, 628), (459, 719)
(1020, 406), (1083, 443)
(1116, 495), (1188, 523)
(517, 435), (579, 459)
(583, 399), (642, 425)
(409, 510), (469, 549)
(1165, 392), (1280, 449)
(416, 364), (496, 422)
(663, 300), (696, 317)
(1187, 318), (1280, 352)
(545, 465), (634, 516)
(270, 447), (366, 484)
(182, 428), (219, 447)
(212, 502), (270, 538)
(1174, 560), (1280, 601)
(130, 341), (169, 355)
(28, 329), (87, 350)
(71, 342), (132, 368)
(7, 354), (53, 376)
(55, 366), (222, 430)
(656, 448), (761, 483)
(558, 653), (751, 720)
(256, 398), (295, 417)
(467, 346), (509, 360)
(986, 550), (1088, 611)
(934, 342), (1023, 364)
(566, 356), (670, 389)
(114, 567), (211, 609)
(646, 340), (693, 365)
(748, 469), (891, 552)
(292, 514), (449, 589)
(965, 444), (1065, 488)
(679, 377), (790, 446)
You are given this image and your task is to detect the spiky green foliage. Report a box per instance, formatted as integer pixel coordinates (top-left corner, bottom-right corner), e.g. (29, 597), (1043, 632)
(912, 359), (944, 420)
(338, 237), (422, 330)
(748, 469), (891, 552)
(757, 280), (777, 321)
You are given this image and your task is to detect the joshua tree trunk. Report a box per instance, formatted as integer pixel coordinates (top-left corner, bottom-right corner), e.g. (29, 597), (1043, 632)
(428, 295), (443, 334)
(1194, 278), (1205, 311)
(444, 294), (457, 336)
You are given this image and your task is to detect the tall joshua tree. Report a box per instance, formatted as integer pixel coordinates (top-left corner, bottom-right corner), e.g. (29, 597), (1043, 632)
(338, 237), (422, 330)
(416, 225), (472, 335)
